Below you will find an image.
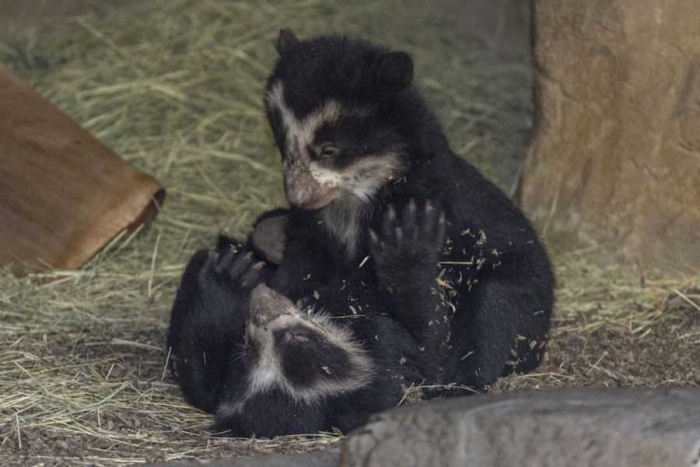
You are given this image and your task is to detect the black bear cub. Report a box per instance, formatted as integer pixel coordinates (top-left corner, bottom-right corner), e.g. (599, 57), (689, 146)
(262, 30), (554, 392)
(168, 238), (422, 437)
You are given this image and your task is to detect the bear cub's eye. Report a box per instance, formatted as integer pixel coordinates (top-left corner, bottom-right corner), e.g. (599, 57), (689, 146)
(318, 144), (340, 159)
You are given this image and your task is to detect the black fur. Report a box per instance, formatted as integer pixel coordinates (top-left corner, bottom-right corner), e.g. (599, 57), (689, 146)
(167, 30), (554, 437)
(264, 31), (554, 394)
(168, 241), (421, 438)
(166, 240), (272, 413)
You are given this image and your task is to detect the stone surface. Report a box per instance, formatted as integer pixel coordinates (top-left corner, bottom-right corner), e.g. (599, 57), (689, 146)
(149, 449), (340, 467)
(521, 0), (700, 269)
(340, 388), (700, 467)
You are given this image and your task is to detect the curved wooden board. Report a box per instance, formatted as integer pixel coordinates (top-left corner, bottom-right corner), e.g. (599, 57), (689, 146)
(0, 66), (165, 272)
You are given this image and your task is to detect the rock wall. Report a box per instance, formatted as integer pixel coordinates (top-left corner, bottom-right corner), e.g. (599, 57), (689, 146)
(521, 0), (700, 269)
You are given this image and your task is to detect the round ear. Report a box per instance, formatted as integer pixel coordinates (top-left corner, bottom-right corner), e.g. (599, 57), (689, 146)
(275, 29), (299, 56)
(371, 51), (414, 92)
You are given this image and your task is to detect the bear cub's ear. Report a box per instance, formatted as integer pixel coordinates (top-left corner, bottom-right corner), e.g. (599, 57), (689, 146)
(275, 29), (299, 56)
(371, 51), (414, 92)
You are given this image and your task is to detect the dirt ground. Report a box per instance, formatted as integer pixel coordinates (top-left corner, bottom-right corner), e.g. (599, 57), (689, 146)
(0, 1), (698, 466)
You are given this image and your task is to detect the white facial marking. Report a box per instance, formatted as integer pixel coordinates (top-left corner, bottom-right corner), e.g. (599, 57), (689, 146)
(267, 81), (342, 166)
(267, 80), (403, 258)
(339, 152), (402, 202)
(309, 163), (344, 188)
(319, 152), (402, 258)
(320, 196), (364, 259)
(217, 306), (374, 417)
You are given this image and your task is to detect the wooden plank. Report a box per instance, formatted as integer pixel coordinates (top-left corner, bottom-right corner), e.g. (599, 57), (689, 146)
(0, 66), (165, 271)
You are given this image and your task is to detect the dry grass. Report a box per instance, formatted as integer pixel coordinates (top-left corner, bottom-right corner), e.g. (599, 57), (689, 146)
(493, 253), (700, 393)
(0, 0), (698, 466)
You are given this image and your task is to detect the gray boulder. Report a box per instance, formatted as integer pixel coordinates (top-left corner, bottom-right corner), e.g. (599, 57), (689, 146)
(340, 388), (700, 467)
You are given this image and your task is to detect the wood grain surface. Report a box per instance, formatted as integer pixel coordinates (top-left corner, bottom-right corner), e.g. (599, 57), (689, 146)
(0, 66), (165, 271)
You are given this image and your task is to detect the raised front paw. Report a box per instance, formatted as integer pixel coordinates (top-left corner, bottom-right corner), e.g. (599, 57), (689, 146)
(199, 246), (268, 292)
(250, 210), (288, 265)
(369, 199), (446, 274)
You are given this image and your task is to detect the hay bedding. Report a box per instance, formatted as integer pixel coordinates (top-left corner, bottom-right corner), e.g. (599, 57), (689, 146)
(0, 0), (698, 465)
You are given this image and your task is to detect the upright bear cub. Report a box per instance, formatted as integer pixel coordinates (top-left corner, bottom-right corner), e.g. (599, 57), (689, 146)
(262, 30), (554, 392)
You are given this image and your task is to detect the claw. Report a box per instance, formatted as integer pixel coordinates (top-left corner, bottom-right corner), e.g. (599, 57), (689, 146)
(408, 198), (416, 215)
(402, 200), (418, 240)
(227, 252), (254, 281)
(368, 229), (384, 255)
(205, 250), (217, 266)
(382, 206), (398, 241)
(241, 261), (266, 289)
(198, 250), (218, 282)
(436, 212), (447, 245)
(421, 201), (434, 234)
(215, 248), (236, 274)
